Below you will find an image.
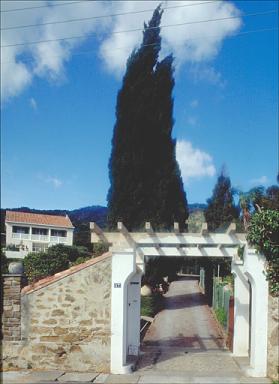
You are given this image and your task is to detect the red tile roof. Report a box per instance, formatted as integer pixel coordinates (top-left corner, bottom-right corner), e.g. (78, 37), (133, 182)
(21, 252), (111, 294)
(5, 210), (74, 228)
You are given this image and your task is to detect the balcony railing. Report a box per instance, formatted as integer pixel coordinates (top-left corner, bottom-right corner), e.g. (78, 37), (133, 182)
(50, 236), (67, 244)
(12, 233), (30, 240)
(31, 234), (49, 241)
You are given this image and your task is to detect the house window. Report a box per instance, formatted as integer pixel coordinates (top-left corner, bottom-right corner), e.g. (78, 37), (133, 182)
(12, 226), (29, 234)
(51, 229), (67, 237)
(32, 243), (48, 252)
(32, 227), (48, 235)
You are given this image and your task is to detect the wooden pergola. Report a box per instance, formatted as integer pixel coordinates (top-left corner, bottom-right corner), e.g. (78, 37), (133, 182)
(90, 221), (246, 259)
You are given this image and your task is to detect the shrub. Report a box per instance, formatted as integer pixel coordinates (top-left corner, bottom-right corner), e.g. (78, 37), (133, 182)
(247, 209), (279, 296)
(1, 249), (8, 274)
(92, 242), (109, 257)
(215, 307), (227, 328)
(23, 243), (109, 284)
(23, 251), (69, 283)
(47, 244), (91, 263)
(70, 256), (91, 267)
(141, 294), (165, 317)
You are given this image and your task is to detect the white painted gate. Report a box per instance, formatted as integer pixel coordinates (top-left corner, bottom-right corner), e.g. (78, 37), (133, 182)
(91, 222), (269, 377)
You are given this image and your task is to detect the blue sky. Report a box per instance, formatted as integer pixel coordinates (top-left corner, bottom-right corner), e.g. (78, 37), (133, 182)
(1, 0), (278, 210)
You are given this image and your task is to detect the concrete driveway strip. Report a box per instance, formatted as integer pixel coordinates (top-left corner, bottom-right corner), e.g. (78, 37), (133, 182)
(3, 370), (64, 383)
(103, 374), (139, 383)
(58, 372), (98, 382)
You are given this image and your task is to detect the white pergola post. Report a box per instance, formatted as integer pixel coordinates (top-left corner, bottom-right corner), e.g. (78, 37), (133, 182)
(244, 249), (269, 377)
(110, 249), (136, 374)
(231, 261), (250, 356)
(126, 271), (142, 357)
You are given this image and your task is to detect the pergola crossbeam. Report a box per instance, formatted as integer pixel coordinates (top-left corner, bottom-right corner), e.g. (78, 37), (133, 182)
(90, 222), (245, 257)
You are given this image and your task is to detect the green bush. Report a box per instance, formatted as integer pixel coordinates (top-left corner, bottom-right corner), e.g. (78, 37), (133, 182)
(247, 209), (279, 296)
(22, 242), (109, 284)
(70, 256), (91, 267)
(215, 307), (227, 328)
(47, 244), (91, 263)
(92, 242), (109, 257)
(1, 249), (8, 274)
(23, 251), (69, 283)
(141, 294), (165, 317)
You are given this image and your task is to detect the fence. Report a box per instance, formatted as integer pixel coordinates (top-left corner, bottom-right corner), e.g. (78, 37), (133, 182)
(199, 267), (205, 292)
(212, 277), (233, 331)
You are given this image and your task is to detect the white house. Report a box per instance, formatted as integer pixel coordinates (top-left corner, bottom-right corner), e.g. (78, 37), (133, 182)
(5, 211), (74, 259)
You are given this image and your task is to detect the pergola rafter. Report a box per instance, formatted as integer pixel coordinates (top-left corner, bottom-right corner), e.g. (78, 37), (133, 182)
(90, 221), (246, 260)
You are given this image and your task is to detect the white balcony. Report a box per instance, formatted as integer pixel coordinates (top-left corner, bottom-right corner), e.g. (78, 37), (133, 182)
(12, 233), (30, 240)
(50, 236), (67, 244)
(31, 234), (49, 241)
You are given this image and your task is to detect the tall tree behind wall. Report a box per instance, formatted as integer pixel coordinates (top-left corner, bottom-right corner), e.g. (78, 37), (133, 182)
(205, 169), (239, 231)
(107, 6), (188, 230)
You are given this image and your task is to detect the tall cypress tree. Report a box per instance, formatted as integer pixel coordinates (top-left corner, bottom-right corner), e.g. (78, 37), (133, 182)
(205, 169), (239, 231)
(107, 6), (188, 230)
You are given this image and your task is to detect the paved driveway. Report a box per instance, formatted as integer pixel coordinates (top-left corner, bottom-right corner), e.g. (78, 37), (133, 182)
(142, 276), (224, 351)
(136, 276), (244, 377)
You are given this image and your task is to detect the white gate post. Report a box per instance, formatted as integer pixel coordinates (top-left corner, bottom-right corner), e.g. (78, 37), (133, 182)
(110, 249), (136, 374)
(244, 249), (269, 377)
(127, 272), (142, 357)
(231, 261), (250, 356)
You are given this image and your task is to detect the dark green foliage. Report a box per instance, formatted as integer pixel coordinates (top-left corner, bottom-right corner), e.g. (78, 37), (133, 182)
(1, 248), (8, 274)
(47, 244), (91, 263)
(107, 5), (188, 231)
(23, 243), (108, 283)
(214, 307), (227, 328)
(141, 294), (165, 317)
(205, 170), (239, 231)
(73, 223), (92, 250)
(70, 256), (91, 267)
(143, 256), (183, 287)
(247, 209), (279, 296)
(23, 251), (69, 283)
(265, 185), (279, 210)
(92, 242), (109, 257)
(238, 184), (279, 227)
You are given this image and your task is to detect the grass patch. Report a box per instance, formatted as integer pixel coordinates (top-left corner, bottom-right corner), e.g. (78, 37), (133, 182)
(214, 307), (227, 328)
(141, 293), (165, 317)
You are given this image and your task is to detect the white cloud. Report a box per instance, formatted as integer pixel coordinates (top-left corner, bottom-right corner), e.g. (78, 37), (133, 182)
(1, 0), (110, 102)
(190, 99), (199, 108)
(1, 0), (241, 102)
(189, 65), (227, 87)
(100, 0), (242, 74)
(176, 139), (216, 183)
(29, 97), (37, 110)
(37, 173), (63, 188)
(249, 176), (269, 186)
(46, 176), (63, 188)
(187, 116), (197, 126)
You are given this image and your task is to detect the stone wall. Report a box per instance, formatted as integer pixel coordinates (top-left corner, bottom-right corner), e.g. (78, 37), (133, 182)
(2, 253), (112, 372)
(267, 294), (279, 380)
(2, 275), (26, 341)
